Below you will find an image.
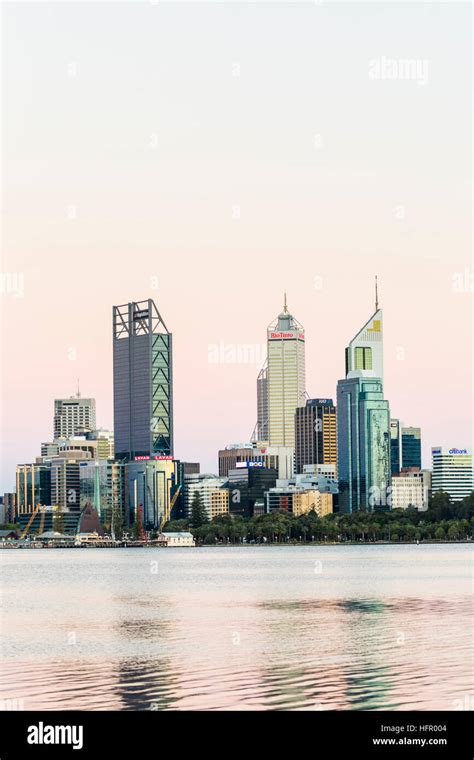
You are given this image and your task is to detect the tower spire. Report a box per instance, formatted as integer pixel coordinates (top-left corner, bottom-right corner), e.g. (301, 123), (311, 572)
(375, 275), (379, 311)
(283, 292), (288, 314)
(77, 377), (80, 398)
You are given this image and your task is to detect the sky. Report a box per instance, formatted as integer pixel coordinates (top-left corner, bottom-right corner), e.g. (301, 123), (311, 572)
(1, 1), (472, 492)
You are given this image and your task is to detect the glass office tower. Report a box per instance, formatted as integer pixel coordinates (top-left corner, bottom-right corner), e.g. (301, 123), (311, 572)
(338, 286), (391, 513)
(402, 427), (422, 469)
(390, 419), (402, 474)
(337, 375), (391, 513)
(113, 299), (173, 460)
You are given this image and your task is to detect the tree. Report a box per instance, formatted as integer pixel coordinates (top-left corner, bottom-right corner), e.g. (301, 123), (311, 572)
(434, 526), (445, 541)
(427, 492), (452, 522)
(447, 523), (460, 541)
(112, 505), (123, 540)
(163, 519), (190, 532)
(190, 492), (208, 528)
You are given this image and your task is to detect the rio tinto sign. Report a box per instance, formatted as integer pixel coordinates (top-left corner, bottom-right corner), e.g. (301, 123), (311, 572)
(269, 331), (305, 340)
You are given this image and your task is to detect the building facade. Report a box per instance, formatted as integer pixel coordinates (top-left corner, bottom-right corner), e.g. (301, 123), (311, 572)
(86, 429), (115, 460)
(227, 465), (278, 517)
(54, 395), (96, 438)
(123, 457), (182, 528)
(113, 299), (173, 460)
(295, 398), (337, 475)
(256, 362), (269, 441)
(50, 457), (83, 513)
(218, 443), (294, 480)
(345, 307), (383, 382)
(265, 487), (333, 517)
(79, 460), (125, 530)
(431, 447), (473, 502)
(183, 474), (229, 521)
(402, 427), (422, 469)
(210, 489), (229, 518)
(390, 419), (402, 474)
(1, 493), (16, 523)
(161, 532), (195, 547)
(16, 463), (52, 515)
(266, 297), (306, 448)
(337, 375), (391, 513)
(391, 470), (429, 511)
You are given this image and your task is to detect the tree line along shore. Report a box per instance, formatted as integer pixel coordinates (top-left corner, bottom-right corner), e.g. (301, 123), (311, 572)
(165, 491), (474, 545)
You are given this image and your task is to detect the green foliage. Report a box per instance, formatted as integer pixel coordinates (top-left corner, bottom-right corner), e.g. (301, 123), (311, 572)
(187, 491), (474, 545)
(190, 492), (209, 528)
(162, 519), (190, 532)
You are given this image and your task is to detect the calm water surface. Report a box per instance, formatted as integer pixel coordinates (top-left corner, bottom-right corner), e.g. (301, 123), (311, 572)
(0, 544), (472, 711)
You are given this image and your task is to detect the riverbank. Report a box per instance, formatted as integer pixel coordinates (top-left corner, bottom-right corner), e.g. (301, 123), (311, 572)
(1, 538), (472, 549)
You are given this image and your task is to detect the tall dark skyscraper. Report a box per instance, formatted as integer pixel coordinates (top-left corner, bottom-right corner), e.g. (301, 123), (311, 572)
(295, 399), (337, 475)
(390, 418), (402, 474)
(402, 427), (421, 469)
(113, 299), (173, 461)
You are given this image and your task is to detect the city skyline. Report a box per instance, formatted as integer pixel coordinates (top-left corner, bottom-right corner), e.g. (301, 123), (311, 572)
(1, 2), (471, 493)
(1, 284), (471, 493)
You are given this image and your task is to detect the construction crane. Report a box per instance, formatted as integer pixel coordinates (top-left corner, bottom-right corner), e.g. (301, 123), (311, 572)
(159, 486), (181, 532)
(137, 504), (147, 542)
(20, 503), (42, 540)
(39, 506), (47, 536)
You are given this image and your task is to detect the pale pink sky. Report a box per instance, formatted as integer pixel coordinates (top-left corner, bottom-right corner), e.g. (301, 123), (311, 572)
(1, 2), (472, 491)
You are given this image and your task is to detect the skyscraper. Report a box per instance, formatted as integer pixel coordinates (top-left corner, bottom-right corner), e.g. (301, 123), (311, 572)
(295, 399), (337, 475)
(344, 280), (383, 382)
(256, 362), (269, 441)
(337, 376), (391, 513)
(337, 283), (391, 512)
(266, 295), (306, 448)
(113, 299), (173, 460)
(390, 418), (402, 474)
(402, 427), (422, 469)
(54, 395), (96, 438)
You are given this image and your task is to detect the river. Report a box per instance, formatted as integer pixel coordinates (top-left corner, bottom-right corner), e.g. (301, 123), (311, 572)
(0, 544), (472, 710)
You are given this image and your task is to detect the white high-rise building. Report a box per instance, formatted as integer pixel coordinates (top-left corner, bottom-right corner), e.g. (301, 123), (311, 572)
(266, 295), (306, 448)
(345, 279), (383, 382)
(54, 395), (96, 438)
(431, 447), (473, 502)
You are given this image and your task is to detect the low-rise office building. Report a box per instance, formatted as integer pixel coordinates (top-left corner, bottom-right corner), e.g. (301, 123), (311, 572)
(431, 447), (473, 502)
(391, 469), (429, 511)
(218, 443), (294, 480)
(183, 474), (229, 521)
(265, 486), (333, 517)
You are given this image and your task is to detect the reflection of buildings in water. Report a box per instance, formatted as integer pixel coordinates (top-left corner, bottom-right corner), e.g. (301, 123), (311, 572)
(0, 658), (125, 711)
(114, 656), (178, 711)
(337, 599), (396, 710)
(251, 598), (353, 710)
(112, 592), (179, 711)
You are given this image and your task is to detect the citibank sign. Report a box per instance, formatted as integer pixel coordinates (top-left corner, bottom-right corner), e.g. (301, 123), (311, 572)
(449, 448), (468, 455)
